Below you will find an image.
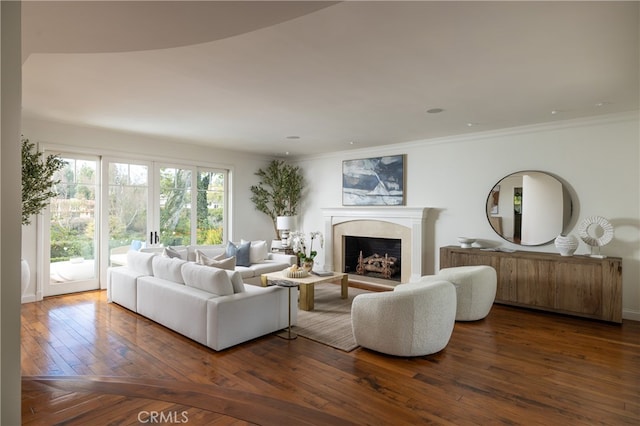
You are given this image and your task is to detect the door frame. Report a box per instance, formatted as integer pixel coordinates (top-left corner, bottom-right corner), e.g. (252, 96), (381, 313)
(41, 152), (101, 297)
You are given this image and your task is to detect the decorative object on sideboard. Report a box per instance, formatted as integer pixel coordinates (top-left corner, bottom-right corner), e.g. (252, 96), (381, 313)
(457, 237), (476, 248)
(342, 154), (405, 206)
(486, 171), (572, 246)
(554, 234), (579, 256)
(577, 216), (614, 258)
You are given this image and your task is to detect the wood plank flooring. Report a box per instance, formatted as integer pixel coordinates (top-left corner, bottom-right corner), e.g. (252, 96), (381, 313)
(21, 288), (640, 425)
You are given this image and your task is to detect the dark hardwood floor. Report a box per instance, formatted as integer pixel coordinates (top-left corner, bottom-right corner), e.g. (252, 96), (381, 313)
(21, 287), (640, 425)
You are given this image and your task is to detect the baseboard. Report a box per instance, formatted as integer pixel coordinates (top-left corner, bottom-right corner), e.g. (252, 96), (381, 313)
(21, 294), (37, 304)
(622, 309), (640, 322)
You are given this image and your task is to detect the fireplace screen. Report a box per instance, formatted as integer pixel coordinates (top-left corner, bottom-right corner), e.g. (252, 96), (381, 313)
(343, 236), (401, 282)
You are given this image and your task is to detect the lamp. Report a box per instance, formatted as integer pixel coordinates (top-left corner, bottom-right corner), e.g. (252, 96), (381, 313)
(276, 216), (295, 248)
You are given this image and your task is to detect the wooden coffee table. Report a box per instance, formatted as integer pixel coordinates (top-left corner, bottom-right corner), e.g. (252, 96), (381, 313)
(261, 271), (348, 311)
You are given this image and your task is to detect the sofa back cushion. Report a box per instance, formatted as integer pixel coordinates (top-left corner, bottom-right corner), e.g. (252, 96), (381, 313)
(225, 270), (245, 294)
(126, 250), (157, 276)
(152, 256), (187, 284)
(181, 262), (234, 296)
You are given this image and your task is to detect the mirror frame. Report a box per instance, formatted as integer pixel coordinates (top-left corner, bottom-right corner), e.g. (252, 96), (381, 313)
(485, 170), (573, 246)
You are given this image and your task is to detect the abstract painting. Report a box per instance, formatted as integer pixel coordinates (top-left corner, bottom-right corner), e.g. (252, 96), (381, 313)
(342, 155), (405, 206)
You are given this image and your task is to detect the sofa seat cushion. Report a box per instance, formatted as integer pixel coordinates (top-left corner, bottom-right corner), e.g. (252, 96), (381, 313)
(181, 262), (234, 296)
(249, 260), (293, 276)
(152, 256), (187, 284)
(137, 276), (216, 346)
(108, 267), (141, 312)
(234, 266), (255, 279)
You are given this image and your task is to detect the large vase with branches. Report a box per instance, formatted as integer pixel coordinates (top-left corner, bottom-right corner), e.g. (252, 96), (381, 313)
(250, 160), (304, 238)
(21, 137), (65, 294)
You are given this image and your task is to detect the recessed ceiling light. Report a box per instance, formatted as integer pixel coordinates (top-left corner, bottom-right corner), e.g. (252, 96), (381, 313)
(466, 122), (476, 127)
(595, 101), (611, 108)
(427, 108), (445, 114)
(349, 141), (355, 145)
(551, 110), (559, 115)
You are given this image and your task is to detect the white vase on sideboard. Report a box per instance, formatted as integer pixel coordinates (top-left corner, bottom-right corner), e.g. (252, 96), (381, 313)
(554, 234), (578, 257)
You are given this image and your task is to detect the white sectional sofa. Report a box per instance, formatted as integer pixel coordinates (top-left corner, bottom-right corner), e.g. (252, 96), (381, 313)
(140, 241), (296, 286)
(107, 250), (297, 351)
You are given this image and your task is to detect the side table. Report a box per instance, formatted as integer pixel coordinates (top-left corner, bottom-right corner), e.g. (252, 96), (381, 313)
(273, 280), (299, 340)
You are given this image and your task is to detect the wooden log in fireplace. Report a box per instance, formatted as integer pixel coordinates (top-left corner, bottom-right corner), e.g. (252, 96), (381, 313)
(357, 251), (399, 279)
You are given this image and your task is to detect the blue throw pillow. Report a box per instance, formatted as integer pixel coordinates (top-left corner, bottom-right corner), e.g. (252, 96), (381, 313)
(130, 240), (142, 251)
(225, 241), (237, 258)
(225, 241), (251, 266)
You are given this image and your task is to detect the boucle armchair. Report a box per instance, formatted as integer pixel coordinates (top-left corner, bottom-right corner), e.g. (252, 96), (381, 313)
(351, 280), (456, 357)
(426, 265), (497, 321)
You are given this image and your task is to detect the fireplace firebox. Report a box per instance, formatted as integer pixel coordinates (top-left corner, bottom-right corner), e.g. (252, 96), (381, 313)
(344, 236), (401, 282)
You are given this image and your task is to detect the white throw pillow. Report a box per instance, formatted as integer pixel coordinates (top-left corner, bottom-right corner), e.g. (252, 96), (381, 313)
(196, 249), (236, 271)
(163, 246), (188, 260)
(241, 239), (268, 264)
(181, 263), (233, 296)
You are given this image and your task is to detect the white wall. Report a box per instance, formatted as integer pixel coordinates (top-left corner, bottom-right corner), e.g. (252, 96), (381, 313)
(21, 113), (640, 320)
(20, 118), (280, 301)
(293, 112), (640, 320)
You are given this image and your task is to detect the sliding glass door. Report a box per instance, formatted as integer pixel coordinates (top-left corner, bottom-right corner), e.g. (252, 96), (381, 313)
(195, 169), (226, 245)
(156, 165), (227, 247)
(106, 161), (151, 267)
(44, 154), (100, 296)
(41, 154), (227, 297)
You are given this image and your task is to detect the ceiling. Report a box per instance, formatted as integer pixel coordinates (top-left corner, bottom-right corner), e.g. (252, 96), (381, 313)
(21, 1), (639, 157)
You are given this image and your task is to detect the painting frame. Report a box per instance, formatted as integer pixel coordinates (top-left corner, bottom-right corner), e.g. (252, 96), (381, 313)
(342, 154), (405, 206)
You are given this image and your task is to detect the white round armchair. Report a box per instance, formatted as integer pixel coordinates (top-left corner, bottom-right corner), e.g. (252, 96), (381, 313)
(428, 265), (497, 321)
(351, 280), (457, 357)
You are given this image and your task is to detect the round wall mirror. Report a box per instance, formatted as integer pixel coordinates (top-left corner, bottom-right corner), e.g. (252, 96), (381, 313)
(486, 171), (572, 246)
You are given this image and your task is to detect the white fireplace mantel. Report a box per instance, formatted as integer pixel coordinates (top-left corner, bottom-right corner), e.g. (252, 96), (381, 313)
(322, 207), (430, 283)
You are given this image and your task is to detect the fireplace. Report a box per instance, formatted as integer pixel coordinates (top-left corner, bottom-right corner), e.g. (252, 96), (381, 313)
(344, 236), (402, 282)
(322, 207), (430, 285)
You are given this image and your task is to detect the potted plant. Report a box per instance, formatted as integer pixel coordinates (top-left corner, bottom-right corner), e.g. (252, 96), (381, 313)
(250, 160), (305, 238)
(290, 231), (323, 271)
(21, 137), (65, 294)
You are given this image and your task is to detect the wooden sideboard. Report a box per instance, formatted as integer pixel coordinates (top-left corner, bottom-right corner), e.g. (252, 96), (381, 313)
(440, 246), (622, 323)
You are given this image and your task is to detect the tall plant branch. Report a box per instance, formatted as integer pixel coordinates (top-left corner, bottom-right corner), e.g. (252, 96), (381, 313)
(22, 137), (65, 226)
(250, 160), (304, 237)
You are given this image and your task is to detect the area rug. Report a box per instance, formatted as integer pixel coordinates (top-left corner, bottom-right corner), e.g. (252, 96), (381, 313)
(293, 283), (371, 352)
